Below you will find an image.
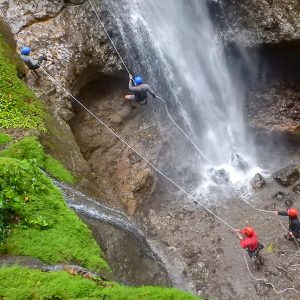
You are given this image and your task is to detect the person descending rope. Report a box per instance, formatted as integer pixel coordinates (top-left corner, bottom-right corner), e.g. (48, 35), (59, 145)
(274, 208), (300, 240)
(20, 46), (48, 72)
(124, 74), (156, 108)
(237, 226), (264, 269)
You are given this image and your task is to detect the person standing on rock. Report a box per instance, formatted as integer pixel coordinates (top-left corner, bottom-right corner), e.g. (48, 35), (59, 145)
(236, 226), (264, 268)
(274, 208), (300, 240)
(20, 46), (48, 72)
(124, 74), (156, 108)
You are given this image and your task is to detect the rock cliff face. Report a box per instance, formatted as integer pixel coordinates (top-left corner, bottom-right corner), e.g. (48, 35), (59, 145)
(222, 0), (300, 46)
(220, 0), (300, 135)
(1, 0), (156, 214)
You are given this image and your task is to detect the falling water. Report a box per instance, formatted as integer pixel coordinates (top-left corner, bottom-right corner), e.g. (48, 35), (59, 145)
(100, 0), (261, 190)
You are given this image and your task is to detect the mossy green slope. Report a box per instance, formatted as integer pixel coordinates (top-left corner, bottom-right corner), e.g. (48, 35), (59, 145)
(0, 266), (199, 300)
(0, 157), (108, 271)
(0, 136), (75, 184)
(0, 35), (45, 130)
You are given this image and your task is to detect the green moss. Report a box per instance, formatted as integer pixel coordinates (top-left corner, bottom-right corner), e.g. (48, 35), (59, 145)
(0, 157), (108, 271)
(0, 136), (75, 184)
(0, 266), (200, 300)
(0, 36), (46, 130)
(0, 136), (45, 167)
(44, 154), (75, 184)
(0, 132), (11, 146)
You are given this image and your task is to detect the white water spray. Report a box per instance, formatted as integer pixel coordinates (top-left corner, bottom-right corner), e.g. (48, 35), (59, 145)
(102, 0), (258, 189)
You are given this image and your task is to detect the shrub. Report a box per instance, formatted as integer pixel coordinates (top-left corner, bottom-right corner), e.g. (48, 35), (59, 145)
(0, 132), (11, 146)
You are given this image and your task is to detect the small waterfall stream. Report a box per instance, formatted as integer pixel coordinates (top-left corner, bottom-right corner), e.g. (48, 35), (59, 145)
(55, 181), (160, 261)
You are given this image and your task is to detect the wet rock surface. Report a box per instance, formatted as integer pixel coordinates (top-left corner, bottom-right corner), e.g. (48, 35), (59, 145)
(250, 173), (266, 189)
(222, 0), (300, 46)
(272, 164), (300, 187)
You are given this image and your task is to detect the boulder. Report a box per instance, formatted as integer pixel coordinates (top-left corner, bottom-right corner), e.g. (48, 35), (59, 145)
(293, 183), (300, 195)
(210, 168), (229, 185)
(272, 164), (300, 187)
(250, 173), (266, 189)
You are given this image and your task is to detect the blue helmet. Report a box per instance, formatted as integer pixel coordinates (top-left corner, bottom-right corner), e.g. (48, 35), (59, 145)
(21, 46), (31, 55)
(134, 76), (143, 85)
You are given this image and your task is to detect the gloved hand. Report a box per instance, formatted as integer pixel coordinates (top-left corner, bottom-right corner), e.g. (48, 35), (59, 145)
(129, 74), (133, 80)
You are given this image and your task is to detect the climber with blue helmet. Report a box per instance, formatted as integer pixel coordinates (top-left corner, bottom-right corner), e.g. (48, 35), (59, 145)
(124, 74), (156, 107)
(20, 46), (48, 71)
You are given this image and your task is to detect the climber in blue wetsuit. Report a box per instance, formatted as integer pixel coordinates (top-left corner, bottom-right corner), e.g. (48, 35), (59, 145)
(124, 74), (156, 107)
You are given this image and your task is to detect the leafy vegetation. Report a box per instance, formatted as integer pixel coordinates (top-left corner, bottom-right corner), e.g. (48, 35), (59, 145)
(0, 157), (108, 270)
(0, 266), (200, 300)
(0, 132), (11, 146)
(0, 136), (75, 184)
(0, 35), (46, 130)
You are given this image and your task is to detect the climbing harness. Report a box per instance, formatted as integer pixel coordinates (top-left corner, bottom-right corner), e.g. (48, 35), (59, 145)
(0, 5), (296, 295)
(87, 0), (212, 164)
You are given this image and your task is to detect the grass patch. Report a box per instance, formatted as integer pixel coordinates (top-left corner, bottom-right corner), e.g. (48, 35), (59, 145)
(0, 157), (108, 271)
(0, 132), (11, 146)
(0, 35), (46, 130)
(0, 136), (75, 184)
(0, 266), (200, 300)
(44, 154), (75, 184)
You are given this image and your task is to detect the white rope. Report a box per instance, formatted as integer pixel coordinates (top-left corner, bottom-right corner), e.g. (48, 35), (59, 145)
(87, 0), (131, 75)
(243, 252), (297, 294)
(40, 66), (299, 294)
(87, 0), (211, 164)
(156, 96), (211, 164)
(240, 198), (300, 269)
(40, 66), (236, 234)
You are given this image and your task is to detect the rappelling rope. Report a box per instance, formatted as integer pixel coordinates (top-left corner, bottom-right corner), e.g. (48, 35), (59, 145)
(87, 0), (211, 164)
(40, 66), (297, 295)
(156, 96), (211, 163)
(40, 66), (235, 233)
(240, 197), (300, 270)
(87, 0), (130, 75)
(0, 5), (294, 295)
(243, 252), (297, 294)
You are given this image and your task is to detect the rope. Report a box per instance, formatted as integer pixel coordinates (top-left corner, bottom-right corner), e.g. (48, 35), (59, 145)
(40, 66), (299, 294)
(240, 198), (300, 270)
(156, 96), (211, 163)
(40, 66), (236, 234)
(87, 0), (131, 75)
(87, 0), (211, 164)
(243, 252), (297, 294)
(2, 1), (294, 293)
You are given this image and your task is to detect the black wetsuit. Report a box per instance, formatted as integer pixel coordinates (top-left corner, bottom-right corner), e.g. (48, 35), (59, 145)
(278, 211), (300, 237)
(129, 80), (156, 103)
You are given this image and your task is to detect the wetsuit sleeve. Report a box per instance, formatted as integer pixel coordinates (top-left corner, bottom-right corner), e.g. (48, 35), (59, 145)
(129, 80), (141, 92)
(147, 85), (156, 98)
(278, 211), (289, 216)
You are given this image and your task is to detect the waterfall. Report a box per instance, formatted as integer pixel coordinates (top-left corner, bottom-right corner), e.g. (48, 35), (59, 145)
(101, 0), (261, 191)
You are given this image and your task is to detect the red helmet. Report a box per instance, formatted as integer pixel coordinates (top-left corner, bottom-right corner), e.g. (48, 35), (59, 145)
(288, 208), (298, 218)
(244, 226), (254, 237)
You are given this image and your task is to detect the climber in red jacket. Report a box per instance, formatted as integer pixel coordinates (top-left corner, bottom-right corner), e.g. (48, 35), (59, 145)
(236, 226), (264, 268)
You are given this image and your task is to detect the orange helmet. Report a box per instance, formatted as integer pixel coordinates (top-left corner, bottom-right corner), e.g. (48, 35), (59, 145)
(245, 226), (254, 237)
(288, 208), (298, 218)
